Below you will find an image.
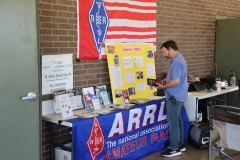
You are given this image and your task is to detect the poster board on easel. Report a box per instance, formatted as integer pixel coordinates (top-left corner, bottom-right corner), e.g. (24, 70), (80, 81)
(106, 43), (157, 104)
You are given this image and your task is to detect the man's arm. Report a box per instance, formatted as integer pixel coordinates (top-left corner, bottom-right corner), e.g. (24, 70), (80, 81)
(155, 78), (180, 90)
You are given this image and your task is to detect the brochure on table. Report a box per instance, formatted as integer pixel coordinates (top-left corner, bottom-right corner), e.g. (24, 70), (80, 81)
(106, 43), (157, 104)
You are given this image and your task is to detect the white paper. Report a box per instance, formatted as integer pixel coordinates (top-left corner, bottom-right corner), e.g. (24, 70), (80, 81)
(122, 56), (133, 68)
(68, 93), (77, 110)
(75, 95), (84, 109)
(137, 82), (146, 90)
(42, 54), (73, 95)
(110, 66), (123, 87)
(82, 87), (95, 95)
(134, 56), (144, 67)
(58, 94), (73, 118)
(124, 72), (135, 83)
(146, 63), (155, 77)
(53, 95), (61, 114)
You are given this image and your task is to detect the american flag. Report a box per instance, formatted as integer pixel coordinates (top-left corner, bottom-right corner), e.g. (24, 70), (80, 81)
(77, 0), (156, 60)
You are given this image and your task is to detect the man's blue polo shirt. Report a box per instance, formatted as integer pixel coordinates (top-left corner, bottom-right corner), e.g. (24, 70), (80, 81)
(165, 52), (188, 102)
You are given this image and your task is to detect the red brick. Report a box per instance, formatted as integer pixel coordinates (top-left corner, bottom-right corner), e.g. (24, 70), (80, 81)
(52, 17), (68, 23)
(53, 30), (68, 36)
(54, 42), (68, 47)
(39, 16), (52, 23)
(40, 10), (57, 17)
(52, 5), (68, 11)
(58, 11), (73, 18)
(59, 36), (73, 41)
(42, 35), (58, 41)
(38, 3), (51, 9)
(42, 22), (58, 29)
(58, 24), (74, 30)
(39, 29), (52, 35)
(40, 0), (57, 4)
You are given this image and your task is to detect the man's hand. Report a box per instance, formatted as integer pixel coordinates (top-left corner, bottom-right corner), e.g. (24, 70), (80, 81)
(154, 78), (180, 90)
(154, 83), (165, 90)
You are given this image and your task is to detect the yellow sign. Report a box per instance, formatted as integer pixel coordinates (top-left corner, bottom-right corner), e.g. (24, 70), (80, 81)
(106, 43), (157, 104)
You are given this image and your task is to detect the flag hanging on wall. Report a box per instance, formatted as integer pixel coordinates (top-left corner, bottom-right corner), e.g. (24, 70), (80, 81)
(77, 0), (156, 60)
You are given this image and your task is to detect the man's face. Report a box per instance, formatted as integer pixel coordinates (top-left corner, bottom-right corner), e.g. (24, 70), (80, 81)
(161, 47), (171, 60)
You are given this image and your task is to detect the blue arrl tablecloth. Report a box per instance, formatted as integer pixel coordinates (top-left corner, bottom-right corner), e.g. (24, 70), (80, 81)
(67, 99), (190, 160)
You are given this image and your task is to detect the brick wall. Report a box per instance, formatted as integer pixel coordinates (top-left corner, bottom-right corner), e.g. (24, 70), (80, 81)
(39, 0), (240, 159)
(157, 0), (240, 77)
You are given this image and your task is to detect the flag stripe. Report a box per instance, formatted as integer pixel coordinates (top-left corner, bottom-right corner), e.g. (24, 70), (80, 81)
(131, 0), (156, 3)
(107, 31), (156, 36)
(107, 26), (156, 32)
(108, 19), (156, 28)
(104, 0), (156, 7)
(106, 10), (156, 20)
(102, 42), (156, 47)
(104, 38), (156, 43)
(105, 4), (156, 12)
(106, 34), (156, 39)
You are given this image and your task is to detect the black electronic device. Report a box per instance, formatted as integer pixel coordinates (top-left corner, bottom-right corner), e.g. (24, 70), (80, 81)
(191, 81), (214, 92)
(188, 122), (211, 150)
(154, 89), (165, 96)
(188, 83), (195, 92)
(200, 76), (216, 90)
(192, 81), (206, 92)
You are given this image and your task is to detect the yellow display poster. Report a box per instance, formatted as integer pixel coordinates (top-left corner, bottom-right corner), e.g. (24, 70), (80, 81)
(106, 43), (157, 104)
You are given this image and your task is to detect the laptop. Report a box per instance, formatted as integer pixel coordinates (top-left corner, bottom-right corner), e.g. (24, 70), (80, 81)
(192, 81), (211, 92)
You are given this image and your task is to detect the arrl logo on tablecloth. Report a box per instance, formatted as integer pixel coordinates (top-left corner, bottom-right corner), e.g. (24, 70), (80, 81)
(89, 0), (109, 53)
(87, 117), (104, 159)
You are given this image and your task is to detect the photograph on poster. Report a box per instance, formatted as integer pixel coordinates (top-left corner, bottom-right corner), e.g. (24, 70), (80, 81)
(122, 89), (130, 104)
(113, 55), (119, 67)
(128, 87), (136, 95)
(147, 50), (153, 58)
(114, 89), (122, 98)
(107, 45), (116, 54)
(136, 71), (144, 79)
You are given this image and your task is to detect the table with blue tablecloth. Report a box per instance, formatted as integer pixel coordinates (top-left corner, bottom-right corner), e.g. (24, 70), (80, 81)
(67, 98), (190, 160)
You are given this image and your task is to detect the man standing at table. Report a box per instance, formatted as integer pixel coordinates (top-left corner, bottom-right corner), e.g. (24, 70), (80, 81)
(155, 40), (188, 157)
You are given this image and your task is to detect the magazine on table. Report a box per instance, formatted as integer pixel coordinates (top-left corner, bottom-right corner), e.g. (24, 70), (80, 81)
(83, 93), (95, 112)
(91, 94), (101, 110)
(95, 85), (111, 106)
(98, 91), (110, 105)
(82, 87), (95, 111)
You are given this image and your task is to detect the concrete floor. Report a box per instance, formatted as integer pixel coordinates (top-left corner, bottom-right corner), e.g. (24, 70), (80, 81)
(141, 142), (240, 160)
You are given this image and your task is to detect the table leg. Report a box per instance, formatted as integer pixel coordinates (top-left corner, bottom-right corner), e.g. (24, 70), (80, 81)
(50, 122), (53, 160)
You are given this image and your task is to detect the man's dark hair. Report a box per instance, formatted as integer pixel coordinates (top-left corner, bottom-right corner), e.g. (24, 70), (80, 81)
(161, 40), (178, 51)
